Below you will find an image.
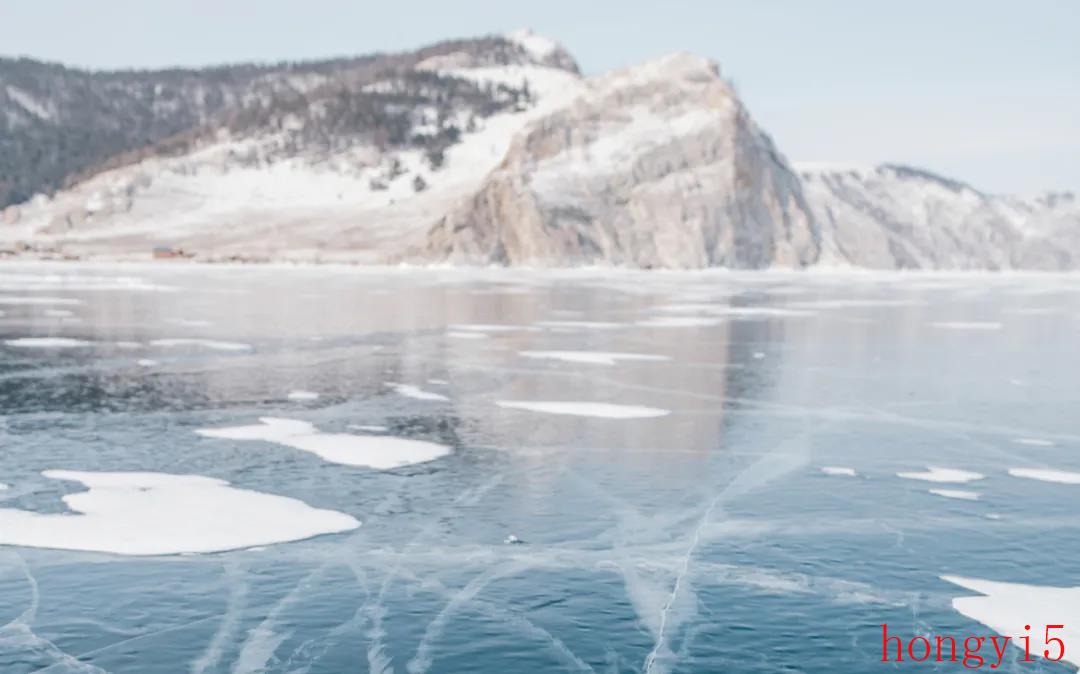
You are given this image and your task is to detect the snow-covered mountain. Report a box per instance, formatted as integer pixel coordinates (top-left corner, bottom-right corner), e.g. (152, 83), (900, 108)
(799, 163), (1079, 270)
(1, 31), (1075, 269)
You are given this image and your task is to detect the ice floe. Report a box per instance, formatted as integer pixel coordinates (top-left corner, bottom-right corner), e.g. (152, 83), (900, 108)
(1008, 468), (1080, 484)
(820, 467), (857, 477)
(0, 296), (84, 305)
(520, 350), (670, 366)
(930, 321), (1003, 331)
(495, 401), (670, 419)
(196, 417), (451, 469)
(941, 576), (1080, 670)
(287, 390), (320, 401)
(897, 467), (985, 483)
(928, 489), (980, 501)
(0, 470), (359, 556)
(4, 337), (91, 348)
(1012, 437), (1056, 447)
(389, 383), (449, 402)
(150, 338), (253, 352)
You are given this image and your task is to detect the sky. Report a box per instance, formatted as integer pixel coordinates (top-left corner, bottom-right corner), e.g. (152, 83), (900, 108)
(1, 0), (1077, 194)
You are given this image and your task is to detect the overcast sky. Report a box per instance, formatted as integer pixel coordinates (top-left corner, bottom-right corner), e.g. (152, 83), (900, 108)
(2, 0), (1077, 194)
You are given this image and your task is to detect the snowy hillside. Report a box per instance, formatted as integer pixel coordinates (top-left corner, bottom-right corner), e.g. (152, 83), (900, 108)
(798, 164), (1080, 270)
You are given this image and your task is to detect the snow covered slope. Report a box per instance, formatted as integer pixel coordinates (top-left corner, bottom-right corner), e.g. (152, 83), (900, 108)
(799, 164), (1080, 270)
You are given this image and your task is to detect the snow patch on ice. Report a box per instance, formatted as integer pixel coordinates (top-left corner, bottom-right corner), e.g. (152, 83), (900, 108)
(897, 467), (985, 483)
(496, 400), (670, 419)
(196, 417), (450, 469)
(150, 338), (253, 352)
(0, 470), (359, 555)
(941, 576), (1080, 670)
(136, 359), (158, 367)
(520, 350), (669, 366)
(1012, 437), (1056, 447)
(446, 331), (488, 340)
(930, 321), (1003, 331)
(287, 390), (320, 401)
(928, 489), (980, 501)
(1008, 468), (1080, 484)
(389, 383), (449, 402)
(820, 467), (857, 477)
(5, 337), (91, 348)
(42, 309), (74, 318)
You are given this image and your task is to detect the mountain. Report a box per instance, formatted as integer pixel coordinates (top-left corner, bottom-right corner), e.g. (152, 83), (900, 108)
(0, 32), (1075, 269)
(799, 163), (1079, 270)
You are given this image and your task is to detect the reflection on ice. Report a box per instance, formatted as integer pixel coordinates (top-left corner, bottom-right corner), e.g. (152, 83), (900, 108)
(0, 470), (358, 555)
(197, 417), (451, 469)
(496, 400), (670, 418)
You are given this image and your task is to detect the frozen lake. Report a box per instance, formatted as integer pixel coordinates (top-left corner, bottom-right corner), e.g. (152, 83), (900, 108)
(0, 263), (1078, 673)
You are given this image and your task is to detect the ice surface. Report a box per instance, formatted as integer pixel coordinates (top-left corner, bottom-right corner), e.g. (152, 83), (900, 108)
(287, 390), (320, 401)
(149, 338), (253, 352)
(930, 321), (1003, 331)
(4, 337), (91, 348)
(1012, 437), (1056, 447)
(115, 341), (142, 349)
(389, 383), (449, 402)
(534, 320), (624, 329)
(520, 350), (670, 366)
(166, 318), (214, 327)
(42, 309), (74, 318)
(447, 324), (535, 332)
(348, 424), (389, 432)
(196, 417), (451, 469)
(1008, 468), (1080, 484)
(897, 467), (985, 483)
(495, 401), (670, 419)
(136, 359), (158, 367)
(928, 489), (980, 501)
(820, 467), (857, 477)
(0, 296), (83, 305)
(0, 483), (8, 491)
(0, 470), (359, 555)
(941, 576), (1080, 670)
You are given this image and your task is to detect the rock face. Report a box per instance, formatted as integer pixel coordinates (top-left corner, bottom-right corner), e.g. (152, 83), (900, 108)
(422, 54), (819, 268)
(798, 164), (1080, 270)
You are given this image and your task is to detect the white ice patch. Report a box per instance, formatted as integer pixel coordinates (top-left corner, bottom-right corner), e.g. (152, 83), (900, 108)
(348, 424), (388, 433)
(820, 467), (857, 477)
(1012, 437), (1056, 447)
(287, 390), (320, 401)
(636, 317), (723, 328)
(534, 320), (624, 330)
(0, 296), (84, 305)
(930, 321), (1003, 331)
(137, 359), (158, 367)
(897, 467), (985, 483)
(928, 489), (980, 501)
(167, 318), (214, 327)
(941, 576), (1080, 670)
(654, 305), (812, 318)
(42, 309), (74, 318)
(1008, 468), (1080, 485)
(0, 470), (359, 556)
(427, 378), (448, 385)
(196, 417), (450, 470)
(115, 341), (142, 349)
(495, 401), (670, 419)
(448, 323), (535, 333)
(0, 483), (8, 491)
(446, 331), (488, 340)
(150, 338), (253, 352)
(520, 350), (670, 366)
(4, 337), (91, 348)
(388, 383), (449, 402)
